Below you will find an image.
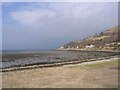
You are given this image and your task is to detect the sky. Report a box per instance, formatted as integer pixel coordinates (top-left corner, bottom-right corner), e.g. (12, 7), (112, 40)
(2, 2), (118, 50)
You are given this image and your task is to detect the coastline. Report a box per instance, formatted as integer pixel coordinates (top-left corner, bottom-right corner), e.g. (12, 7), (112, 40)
(56, 48), (119, 53)
(1, 55), (118, 72)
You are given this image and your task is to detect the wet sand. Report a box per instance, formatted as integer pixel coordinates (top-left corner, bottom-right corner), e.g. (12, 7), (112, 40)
(2, 58), (119, 88)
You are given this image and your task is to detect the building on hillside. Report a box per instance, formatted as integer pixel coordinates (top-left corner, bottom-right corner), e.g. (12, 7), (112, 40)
(85, 45), (95, 48)
(118, 42), (120, 45)
(76, 46), (79, 49)
(60, 46), (64, 49)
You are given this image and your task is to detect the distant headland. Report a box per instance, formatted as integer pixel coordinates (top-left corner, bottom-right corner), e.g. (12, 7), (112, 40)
(57, 26), (119, 52)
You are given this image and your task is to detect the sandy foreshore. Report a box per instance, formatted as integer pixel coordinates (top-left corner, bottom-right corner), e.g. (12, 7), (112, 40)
(2, 57), (119, 88)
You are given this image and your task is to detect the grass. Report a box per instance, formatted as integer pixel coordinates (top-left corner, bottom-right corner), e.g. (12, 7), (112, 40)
(86, 59), (118, 68)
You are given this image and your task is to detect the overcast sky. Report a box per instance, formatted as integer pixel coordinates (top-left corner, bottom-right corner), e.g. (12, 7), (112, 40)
(2, 2), (118, 50)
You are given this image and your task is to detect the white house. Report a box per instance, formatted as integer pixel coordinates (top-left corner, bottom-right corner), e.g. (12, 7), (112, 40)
(76, 46), (79, 49)
(118, 42), (120, 45)
(85, 45), (95, 48)
(60, 46), (64, 49)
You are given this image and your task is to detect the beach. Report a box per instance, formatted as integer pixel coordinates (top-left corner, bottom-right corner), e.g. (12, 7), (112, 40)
(2, 57), (119, 88)
(2, 1), (119, 89)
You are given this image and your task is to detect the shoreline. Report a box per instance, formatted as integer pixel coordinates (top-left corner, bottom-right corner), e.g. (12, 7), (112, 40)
(1, 55), (118, 72)
(57, 49), (119, 53)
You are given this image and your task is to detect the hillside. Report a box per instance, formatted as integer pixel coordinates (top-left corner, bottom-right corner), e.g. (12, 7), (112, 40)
(59, 26), (120, 51)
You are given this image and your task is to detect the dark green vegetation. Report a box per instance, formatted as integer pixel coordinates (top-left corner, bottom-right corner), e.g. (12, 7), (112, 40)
(63, 26), (120, 50)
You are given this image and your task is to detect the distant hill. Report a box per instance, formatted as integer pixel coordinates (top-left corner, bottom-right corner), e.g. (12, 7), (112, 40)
(59, 26), (120, 51)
